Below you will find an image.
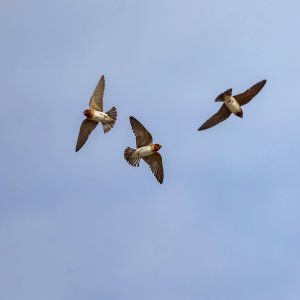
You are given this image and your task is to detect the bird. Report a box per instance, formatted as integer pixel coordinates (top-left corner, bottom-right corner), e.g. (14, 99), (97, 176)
(124, 116), (164, 184)
(198, 79), (267, 131)
(75, 75), (117, 152)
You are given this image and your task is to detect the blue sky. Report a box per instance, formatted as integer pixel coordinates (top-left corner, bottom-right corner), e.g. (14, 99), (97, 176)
(1, 0), (300, 299)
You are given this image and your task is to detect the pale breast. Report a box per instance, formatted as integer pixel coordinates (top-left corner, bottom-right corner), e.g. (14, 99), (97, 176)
(136, 145), (154, 157)
(224, 96), (242, 114)
(92, 111), (107, 123)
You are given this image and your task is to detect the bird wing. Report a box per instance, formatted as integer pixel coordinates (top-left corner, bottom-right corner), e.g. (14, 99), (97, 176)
(198, 104), (231, 131)
(89, 75), (105, 111)
(75, 119), (98, 152)
(142, 153), (164, 184)
(129, 116), (153, 148)
(234, 80), (267, 106)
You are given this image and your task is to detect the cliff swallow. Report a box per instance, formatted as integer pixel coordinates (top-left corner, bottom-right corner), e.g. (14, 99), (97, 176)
(198, 79), (267, 131)
(124, 116), (164, 184)
(75, 75), (117, 152)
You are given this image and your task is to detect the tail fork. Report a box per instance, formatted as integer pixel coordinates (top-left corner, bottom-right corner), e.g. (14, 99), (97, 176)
(124, 147), (141, 167)
(102, 106), (117, 133)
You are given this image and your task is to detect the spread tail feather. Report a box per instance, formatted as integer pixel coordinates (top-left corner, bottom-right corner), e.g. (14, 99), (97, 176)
(215, 88), (232, 102)
(102, 106), (117, 133)
(124, 147), (141, 167)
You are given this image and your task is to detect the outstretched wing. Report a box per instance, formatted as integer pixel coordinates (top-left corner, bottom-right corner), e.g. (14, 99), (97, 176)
(89, 75), (105, 111)
(75, 119), (98, 152)
(198, 104), (231, 131)
(234, 79), (267, 106)
(142, 153), (164, 184)
(129, 116), (153, 148)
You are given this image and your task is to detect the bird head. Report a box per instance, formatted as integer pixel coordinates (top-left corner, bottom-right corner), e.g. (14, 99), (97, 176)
(83, 109), (93, 118)
(153, 144), (162, 151)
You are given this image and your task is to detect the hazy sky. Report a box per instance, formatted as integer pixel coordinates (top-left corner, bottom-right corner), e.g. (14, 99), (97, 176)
(1, 0), (300, 299)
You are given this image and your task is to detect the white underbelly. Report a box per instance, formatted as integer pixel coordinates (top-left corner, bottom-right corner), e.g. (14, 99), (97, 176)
(225, 97), (241, 114)
(92, 111), (107, 122)
(136, 145), (153, 157)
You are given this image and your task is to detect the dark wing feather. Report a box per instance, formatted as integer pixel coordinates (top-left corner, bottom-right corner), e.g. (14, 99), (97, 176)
(198, 104), (231, 131)
(234, 80), (267, 106)
(75, 119), (98, 152)
(142, 153), (164, 184)
(89, 75), (105, 111)
(129, 116), (153, 148)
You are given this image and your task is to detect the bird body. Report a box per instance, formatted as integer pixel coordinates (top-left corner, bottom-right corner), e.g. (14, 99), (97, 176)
(85, 109), (115, 123)
(136, 145), (156, 157)
(224, 95), (243, 116)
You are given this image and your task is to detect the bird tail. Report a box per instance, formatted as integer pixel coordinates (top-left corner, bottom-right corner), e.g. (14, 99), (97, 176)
(124, 147), (141, 167)
(215, 88), (232, 102)
(102, 106), (117, 133)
